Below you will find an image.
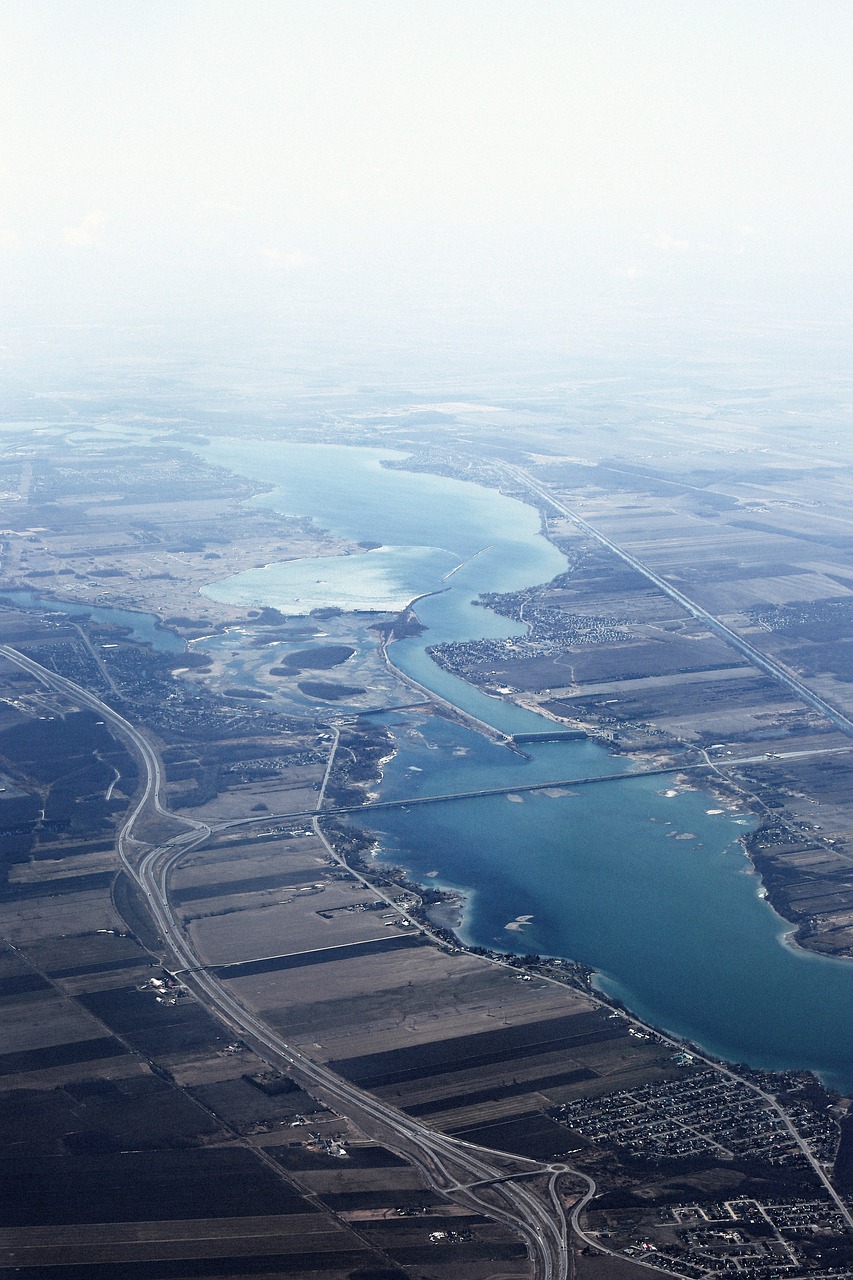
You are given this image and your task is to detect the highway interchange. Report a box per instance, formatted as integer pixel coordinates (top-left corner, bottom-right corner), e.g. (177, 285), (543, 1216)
(0, 642), (575, 1280)
(4, 467), (853, 1274)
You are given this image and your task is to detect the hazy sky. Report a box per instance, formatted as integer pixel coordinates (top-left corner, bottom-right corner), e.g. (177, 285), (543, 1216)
(1, 1), (851, 355)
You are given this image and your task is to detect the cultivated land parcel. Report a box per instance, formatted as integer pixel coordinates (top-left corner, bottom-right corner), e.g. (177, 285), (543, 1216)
(3, 364), (853, 1280)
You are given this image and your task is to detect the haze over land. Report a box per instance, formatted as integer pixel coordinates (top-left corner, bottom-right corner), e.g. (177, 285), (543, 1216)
(2, 6), (853, 1280)
(1, 0), (852, 371)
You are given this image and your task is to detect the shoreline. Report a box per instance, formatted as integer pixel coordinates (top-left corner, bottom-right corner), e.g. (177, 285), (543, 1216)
(366, 835), (845, 1098)
(12, 452), (853, 1091)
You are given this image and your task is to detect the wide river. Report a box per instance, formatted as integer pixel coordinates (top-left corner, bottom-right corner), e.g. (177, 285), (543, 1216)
(202, 440), (853, 1092)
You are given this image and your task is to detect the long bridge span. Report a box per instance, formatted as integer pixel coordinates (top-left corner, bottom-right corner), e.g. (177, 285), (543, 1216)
(330, 763), (692, 815)
(214, 762), (708, 834)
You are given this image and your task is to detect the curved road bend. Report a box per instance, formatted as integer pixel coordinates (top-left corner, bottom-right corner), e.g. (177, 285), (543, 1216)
(6, 641), (850, 1252)
(0, 643), (192, 841)
(0, 644), (571, 1280)
(506, 467), (853, 738)
(140, 828), (572, 1279)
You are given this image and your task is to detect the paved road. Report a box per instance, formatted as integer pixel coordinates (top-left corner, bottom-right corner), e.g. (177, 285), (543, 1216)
(137, 829), (572, 1279)
(507, 466), (853, 738)
(6, 634), (851, 1254)
(497, 471), (853, 1231)
(190, 743), (853, 838)
(376, 624), (517, 749)
(0, 643), (572, 1280)
(0, 643), (172, 832)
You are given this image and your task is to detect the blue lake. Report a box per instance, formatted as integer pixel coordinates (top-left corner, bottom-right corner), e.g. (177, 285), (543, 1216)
(200, 439), (853, 1091)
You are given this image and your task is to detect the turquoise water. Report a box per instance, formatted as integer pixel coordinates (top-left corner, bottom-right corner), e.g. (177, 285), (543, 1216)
(206, 544), (459, 615)
(360, 718), (853, 1091)
(200, 439), (853, 1091)
(0, 590), (185, 654)
(201, 439), (564, 733)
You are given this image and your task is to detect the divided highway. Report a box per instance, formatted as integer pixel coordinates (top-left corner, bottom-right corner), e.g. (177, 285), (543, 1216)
(8, 499), (853, 1268)
(0, 643), (573, 1280)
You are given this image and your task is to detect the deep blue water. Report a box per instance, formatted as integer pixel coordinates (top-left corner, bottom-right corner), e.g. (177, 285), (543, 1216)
(200, 439), (853, 1091)
(359, 717), (853, 1090)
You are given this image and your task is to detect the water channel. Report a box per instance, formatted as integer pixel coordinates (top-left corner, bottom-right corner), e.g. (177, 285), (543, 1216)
(199, 439), (853, 1092)
(9, 438), (853, 1090)
(0, 589), (185, 653)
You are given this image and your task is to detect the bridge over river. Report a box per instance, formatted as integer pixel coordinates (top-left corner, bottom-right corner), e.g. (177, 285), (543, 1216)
(329, 763), (699, 815)
(215, 762), (717, 833)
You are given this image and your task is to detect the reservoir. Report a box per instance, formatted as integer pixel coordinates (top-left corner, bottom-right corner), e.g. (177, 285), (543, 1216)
(202, 439), (853, 1092)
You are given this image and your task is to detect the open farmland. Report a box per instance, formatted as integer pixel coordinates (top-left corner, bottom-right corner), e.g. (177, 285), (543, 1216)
(0, 618), (534, 1279)
(4, 385), (853, 1280)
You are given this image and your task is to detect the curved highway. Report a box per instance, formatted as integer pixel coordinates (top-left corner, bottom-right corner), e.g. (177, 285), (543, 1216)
(0, 643), (189, 838)
(0, 642), (572, 1280)
(7, 615), (851, 1260)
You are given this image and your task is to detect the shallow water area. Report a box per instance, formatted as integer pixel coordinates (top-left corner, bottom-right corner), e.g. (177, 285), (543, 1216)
(203, 544), (458, 616)
(200, 438), (564, 732)
(189, 613), (405, 717)
(197, 437), (853, 1091)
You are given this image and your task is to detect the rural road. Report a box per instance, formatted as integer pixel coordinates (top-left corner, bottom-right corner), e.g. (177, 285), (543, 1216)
(0, 641), (574, 1280)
